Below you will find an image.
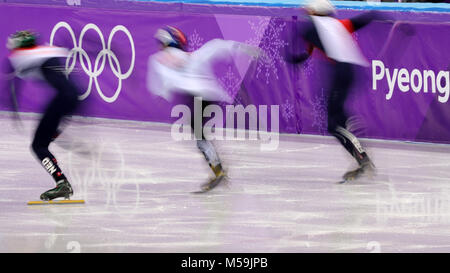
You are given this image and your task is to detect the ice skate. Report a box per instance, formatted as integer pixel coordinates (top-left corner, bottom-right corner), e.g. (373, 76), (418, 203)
(194, 164), (227, 193)
(199, 173), (226, 193)
(40, 179), (73, 201)
(339, 159), (375, 184)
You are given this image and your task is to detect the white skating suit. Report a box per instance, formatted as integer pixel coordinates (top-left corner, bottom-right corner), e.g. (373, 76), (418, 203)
(8, 45), (69, 80)
(147, 39), (254, 103)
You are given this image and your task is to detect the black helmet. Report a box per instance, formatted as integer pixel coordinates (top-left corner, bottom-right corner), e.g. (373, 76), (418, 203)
(7, 30), (37, 50)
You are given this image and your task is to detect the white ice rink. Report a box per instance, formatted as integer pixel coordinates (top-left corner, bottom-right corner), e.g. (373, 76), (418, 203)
(0, 112), (449, 253)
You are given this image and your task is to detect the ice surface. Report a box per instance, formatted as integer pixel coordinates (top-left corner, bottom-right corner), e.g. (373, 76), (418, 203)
(0, 112), (449, 253)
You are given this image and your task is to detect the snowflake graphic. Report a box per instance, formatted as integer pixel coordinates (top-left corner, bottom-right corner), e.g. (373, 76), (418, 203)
(188, 29), (204, 52)
(218, 66), (243, 111)
(293, 86), (304, 134)
(218, 66), (241, 99)
(302, 57), (314, 77)
(246, 17), (288, 84)
(281, 99), (295, 122)
(220, 93), (246, 114)
(234, 94), (245, 106)
(311, 88), (328, 135)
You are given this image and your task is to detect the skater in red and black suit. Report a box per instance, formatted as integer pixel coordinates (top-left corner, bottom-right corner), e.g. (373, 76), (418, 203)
(286, 0), (390, 181)
(4, 31), (79, 200)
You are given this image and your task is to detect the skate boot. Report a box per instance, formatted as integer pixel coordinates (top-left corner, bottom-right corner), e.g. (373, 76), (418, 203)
(198, 164), (227, 193)
(342, 157), (375, 183)
(40, 179), (73, 201)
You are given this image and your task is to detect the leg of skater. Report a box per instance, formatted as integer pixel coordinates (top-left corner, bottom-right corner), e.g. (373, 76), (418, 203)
(190, 97), (226, 192)
(34, 58), (79, 200)
(327, 62), (374, 181)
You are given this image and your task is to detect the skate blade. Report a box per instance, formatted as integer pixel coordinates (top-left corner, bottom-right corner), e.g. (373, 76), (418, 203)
(338, 168), (377, 185)
(27, 199), (85, 205)
(191, 176), (226, 194)
(191, 185), (219, 194)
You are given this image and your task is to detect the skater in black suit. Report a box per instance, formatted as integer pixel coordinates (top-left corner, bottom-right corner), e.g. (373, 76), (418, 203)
(4, 31), (79, 200)
(286, 0), (389, 181)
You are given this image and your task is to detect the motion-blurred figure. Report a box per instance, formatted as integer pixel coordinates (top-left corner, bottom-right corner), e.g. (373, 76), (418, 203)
(286, 0), (389, 182)
(147, 26), (259, 192)
(4, 30), (79, 200)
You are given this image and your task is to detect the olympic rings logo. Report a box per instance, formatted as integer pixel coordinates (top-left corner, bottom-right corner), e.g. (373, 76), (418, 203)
(50, 22), (135, 103)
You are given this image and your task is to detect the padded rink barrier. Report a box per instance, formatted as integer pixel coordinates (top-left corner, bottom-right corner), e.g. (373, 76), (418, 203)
(0, 0), (449, 144)
(2, 0), (450, 13)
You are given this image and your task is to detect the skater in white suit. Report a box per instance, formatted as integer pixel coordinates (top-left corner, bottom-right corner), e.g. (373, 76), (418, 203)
(147, 26), (259, 192)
